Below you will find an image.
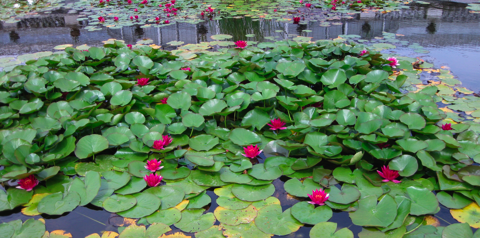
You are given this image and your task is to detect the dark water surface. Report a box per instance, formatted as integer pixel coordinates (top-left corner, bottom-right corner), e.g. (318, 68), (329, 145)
(0, 0), (478, 237)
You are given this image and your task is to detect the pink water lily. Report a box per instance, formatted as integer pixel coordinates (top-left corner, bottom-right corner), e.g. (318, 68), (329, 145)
(171, 0), (176, 3)
(134, 8), (138, 12)
(161, 97), (168, 104)
(441, 123), (453, 130)
(359, 49), (368, 56)
(137, 78), (149, 86)
(305, 3), (311, 7)
(308, 189), (329, 206)
(17, 175), (39, 191)
(164, 20), (170, 24)
(201, 11), (205, 16)
(331, 4), (336, 10)
(140, 0), (147, 4)
(158, 4), (162, 7)
(181, 67), (191, 71)
(98, 16), (105, 23)
(144, 174), (163, 187)
(114, 16), (119, 21)
(387, 57), (399, 68)
(135, 15), (139, 19)
(99, 0), (104, 4)
(127, 44), (133, 49)
(145, 159), (163, 172)
(153, 135), (172, 150)
(274, 9), (277, 12)
(268, 118), (287, 131)
(130, 16), (134, 20)
(377, 165), (401, 183)
(293, 17), (300, 24)
(127, 0), (132, 4)
(167, 13), (170, 17)
(242, 145), (262, 158)
(235, 41), (247, 49)
(155, 16), (160, 22)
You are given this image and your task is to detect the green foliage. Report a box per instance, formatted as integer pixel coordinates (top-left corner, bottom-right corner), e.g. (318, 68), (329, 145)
(0, 39), (479, 237)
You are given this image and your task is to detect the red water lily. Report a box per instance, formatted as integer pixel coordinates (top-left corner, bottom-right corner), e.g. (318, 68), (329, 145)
(173, 12), (177, 16)
(144, 174), (162, 187)
(155, 16), (160, 22)
(235, 41), (247, 49)
(331, 4), (337, 10)
(274, 9), (277, 12)
(127, 44), (133, 49)
(99, 0), (104, 4)
(127, 0), (132, 4)
(181, 67), (191, 71)
(137, 78), (149, 86)
(134, 8), (138, 12)
(158, 4), (162, 7)
(377, 165), (401, 183)
(305, 3), (311, 7)
(114, 16), (119, 21)
(153, 135), (172, 150)
(293, 17), (300, 24)
(167, 13), (170, 17)
(17, 175), (39, 191)
(164, 20), (170, 24)
(387, 57), (399, 68)
(268, 118), (287, 131)
(98, 16), (105, 23)
(308, 189), (329, 206)
(140, 0), (147, 4)
(201, 11), (205, 16)
(145, 159), (163, 172)
(171, 0), (176, 3)
(441, 123), (453, 130)
(161, 97), (168, 104)
(242, 145), (262, 159)
(359, 49), (368, 56)
(130, 16), (134, 20)
(135, 15), (139, 19)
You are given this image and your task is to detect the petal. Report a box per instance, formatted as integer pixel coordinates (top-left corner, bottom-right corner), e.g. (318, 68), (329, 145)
(382, 179), (390, 182)
(393, 180), (401, 183)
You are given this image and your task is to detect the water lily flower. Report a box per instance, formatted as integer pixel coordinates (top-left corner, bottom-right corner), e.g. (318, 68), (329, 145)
(165, 3), (171, 7)
(153, 139), (165, 150)
(127, 44), (133, 49)
(99, 0), (104, 4)
(274, 9), (277, 12)
(162, 135), (172, 147)
(17, 175), (39, 191)
(140, 0), (147, 4)
(305, 3), (311, 7)
(293, 17), (300, 24)
(145, 159), (164, 172)
(441, 123), (453, 130)
(144, 174), (163, 187)
(376, 143), (390, 149)
(134, 8), (138, 12)
(201, 11), (205, 16)
(308, 189), (329, 206)
(357, 0), (362, 3)
(130, 16), (134, 20)
(161, 97), (168, 104)
(173, 12), (177, 16)
(172, 7), (177, 11)
(377, 165), (401, 183)
(98, 16), (105, 23)
(331, 4), (336, 10)
(137, 78), (149, 86)
(235, 40), (247, 49)
(181, 67), (191, 71)
(106, 0), (110, 3)
(135, 15), (139, 19)
(155, 16), (160, 21)
(242, 145), (262, 158)
(167, 13), (170, 17)
(171, 0), (175, 3)
(299, 0), (303, 3)
(127, 0), (132, 4)
(158, 4), (162, 7)
(359, 49), (368, 56)
(268, 118), (287, 131)
(341, 1), (345, 3)
(114, 16), (119, 21)
(387, 57), (399, 68)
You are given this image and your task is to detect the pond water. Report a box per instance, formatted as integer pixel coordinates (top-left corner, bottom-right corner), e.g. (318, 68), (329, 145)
(1, 0), (479, 237)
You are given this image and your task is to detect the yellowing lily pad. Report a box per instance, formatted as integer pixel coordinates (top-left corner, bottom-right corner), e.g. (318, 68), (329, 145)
(451, 202), (480, 228)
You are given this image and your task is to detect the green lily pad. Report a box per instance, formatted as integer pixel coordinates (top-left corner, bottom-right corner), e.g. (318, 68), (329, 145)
(349, 195), (397, 227)
(214, 205), (257, 226)
(407, 186), (439, 215)
(229, 128), (262, 146)
(174, 209), (216, 233)
(231, 184), (275, 202)
(144, 185), (185, 209)
(437, 192), (471, 209)
(74, 135), (109, 159)
(291, 201), (333, 225)
(37, 192), (81, 215)
(189, 135), (219, 151)
(310, 222), (354, 238)
(146, 208), (182, 226)
(254, 204), (302, 236)
(284, 178), (323, 198)
(117, 192), (161, 218)
(328, 184), (361, 204)
(103, 194), (137, 213)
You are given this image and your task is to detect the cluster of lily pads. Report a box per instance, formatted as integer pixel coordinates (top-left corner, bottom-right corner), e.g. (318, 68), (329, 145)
(1, 38), (480, 237)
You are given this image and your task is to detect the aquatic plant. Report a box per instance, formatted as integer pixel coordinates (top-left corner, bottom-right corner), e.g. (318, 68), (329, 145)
(0, 39), (479, 237)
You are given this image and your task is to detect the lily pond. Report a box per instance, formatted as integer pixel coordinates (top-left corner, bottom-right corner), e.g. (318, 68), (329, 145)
(2, 0), (480, 237)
